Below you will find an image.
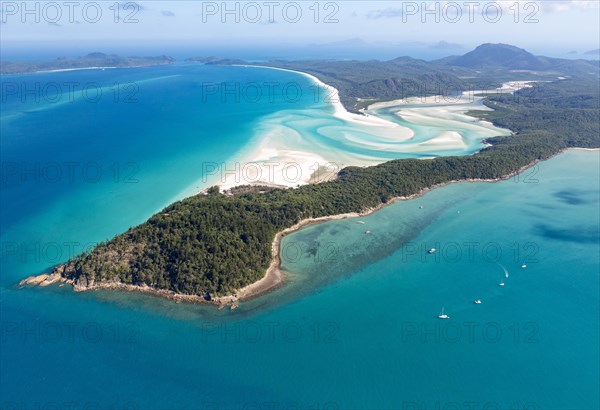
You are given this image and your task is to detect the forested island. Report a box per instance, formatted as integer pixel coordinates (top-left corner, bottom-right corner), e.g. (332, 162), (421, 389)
(0, 52), (175, 74)
(202, 43), (599, 112)
(19, 44), (600, 304)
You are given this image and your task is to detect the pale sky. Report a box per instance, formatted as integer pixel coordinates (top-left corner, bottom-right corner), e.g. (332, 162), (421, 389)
(1, 1), (599, 57)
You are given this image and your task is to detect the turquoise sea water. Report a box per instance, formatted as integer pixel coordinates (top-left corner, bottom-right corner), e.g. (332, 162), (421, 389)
(1, 65), (598, 409)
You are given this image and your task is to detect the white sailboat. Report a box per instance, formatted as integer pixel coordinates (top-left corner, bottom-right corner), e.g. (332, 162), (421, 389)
(497, 263), (509, 284)
(438, 307), (450, 319)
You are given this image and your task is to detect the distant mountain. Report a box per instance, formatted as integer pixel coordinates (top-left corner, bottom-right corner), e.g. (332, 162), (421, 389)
(85, 52), (109, 59)
(435, 43), (599, 75)
(184, 56), (248, 65)
(436, 43), (548, 69)
(584, 49), (600, 56)
(429, 41), (463, 50)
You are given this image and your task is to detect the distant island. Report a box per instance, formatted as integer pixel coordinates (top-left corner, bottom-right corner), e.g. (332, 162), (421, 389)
(429, 41), (463, 50)
(0, 52), (176, 75)
(19, 44), (600, 308)
(184, 56), (247, 65)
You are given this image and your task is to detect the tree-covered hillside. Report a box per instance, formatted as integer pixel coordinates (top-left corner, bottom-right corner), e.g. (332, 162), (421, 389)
(204, 44), (598, 113)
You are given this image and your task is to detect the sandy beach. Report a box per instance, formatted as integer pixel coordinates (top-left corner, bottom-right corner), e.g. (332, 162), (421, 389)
(33, 63), (179, 74)
(237, 65), (408, 129)
(16, 71), (564, 309)
(205, 65), (417, 193)
(200, 66), (522, 194)
(34, 66), (118, 74)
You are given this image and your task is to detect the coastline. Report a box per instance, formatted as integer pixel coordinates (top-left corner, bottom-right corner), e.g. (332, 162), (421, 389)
(195, 65), (517, 194)
(2, 65), (165, 76)
(11, 62), (174, 75)
(34, 66), (118, 74)
(201, 64), (414, 193)
(15, 66), (597, 308)
(20, 149), (585, 307)
(237, 64), (410, 129)
(217, 146), (599, 303)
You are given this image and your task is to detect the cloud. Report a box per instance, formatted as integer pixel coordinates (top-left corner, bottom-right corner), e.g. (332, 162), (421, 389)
(107, 1), (145, 22)
(367, 8), (403, 19)
(496, 1), (599, 13)
(367, 1), (599, 20)
(115, 2), (145, 11)
(540, 0), (600, 12)
(161, 10), (175, 17)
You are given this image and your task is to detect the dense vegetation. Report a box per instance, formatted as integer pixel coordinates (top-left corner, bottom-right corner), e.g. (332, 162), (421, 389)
(437, 43), (599, 75)
(56, 67), (599, 298)
(216, 44), (598, 112)
(252, 57), (475, 112)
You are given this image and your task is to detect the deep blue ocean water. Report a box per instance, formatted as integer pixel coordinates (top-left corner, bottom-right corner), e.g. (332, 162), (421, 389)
(1, 65), (598, 409)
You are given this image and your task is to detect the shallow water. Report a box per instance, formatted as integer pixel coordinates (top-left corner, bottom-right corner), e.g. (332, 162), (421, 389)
(1, 64), (598, 409)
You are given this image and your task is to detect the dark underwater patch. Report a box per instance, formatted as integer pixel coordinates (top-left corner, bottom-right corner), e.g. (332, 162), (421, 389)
(528, 202), (559, 211)
(553, 189), (599, 206)
(533, 223), (600, 244)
